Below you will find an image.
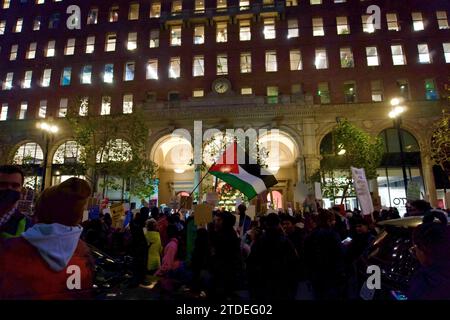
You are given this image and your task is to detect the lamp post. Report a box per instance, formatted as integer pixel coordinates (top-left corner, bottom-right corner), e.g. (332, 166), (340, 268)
(389, 98), (408, 197)
(37, 121), (59, 191)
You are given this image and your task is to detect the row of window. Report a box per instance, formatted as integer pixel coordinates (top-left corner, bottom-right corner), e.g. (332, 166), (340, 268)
(1, 9), (449, 39)
(2, 43), (450, 91)
(0, 77), (440, 122)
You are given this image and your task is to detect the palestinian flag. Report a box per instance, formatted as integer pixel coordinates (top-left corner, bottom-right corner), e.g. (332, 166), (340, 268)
(209, 142), (278, 200)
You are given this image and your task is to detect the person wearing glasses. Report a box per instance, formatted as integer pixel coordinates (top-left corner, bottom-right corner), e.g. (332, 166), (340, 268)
(407, 210), (450, 300)
(0, 165), (33, 239)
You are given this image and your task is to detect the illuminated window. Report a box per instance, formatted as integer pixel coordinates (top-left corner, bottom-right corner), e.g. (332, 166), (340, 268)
(366, 46), (380, 66)
(45, 40), (56, 57)
(194, 25), (205, 44)
(81, 65), (92, 84)
(53, 141), (83, 165)
(124, 62), (135, 81)
(362, 15), (375, 33)
(315, 49), (328, 69)
(310, 0), (322, 5)
(313, 18), (324, 36)
(19, 102), (28, 120)
(172, 1), (182, 14)
(412, 12), (424, 31)
(169, 57), (181, 78)
(26, 42), (37, 59)
(59, 98), (68, 117)
(13, 142), (44, 165)
(443, 43), (450, 63)
(0, 21), (5, 35)
(437, 11), (449, 29)
(397, 79), (410, 100)
(267, 86), (278, 104)
(109, 6), (119, 22)
(129, 3), (139, 20)
(170, 25), (182, 46)
(103, 64), (114, 83)
(391, 45), (406, 65)
(425, 79), (438, 101)
(336, 16), (350, 34)
(65, 38), (75, 55)
(0, 104), (7, 121)
(146, 59), (158, 79)
(264, 18), (276, 39)
(217, 0), (227, 10)
(10, 44), (18, 60)
(217, 54), (228, 75)
(193, 56), (205, 77)
(150, 30), (159, 48)
(85, 36), (95, 54)
(340, 47), (354, 68)
(386, 13), (400, 31)
(344, 82), (356, 103)
(101, 96), (111, 115)
(195, 0), (205, 13)
(61, 67), (72, 86)
(265, 50), (277, 72)
(287, 19), (299, 38)
(286, 0), (298, 6)
(241, 87), (252, 95)
(3, 72), (13, 90)
(418, 44), (431, 64)
(38, 100), (47, 118)
(239, 20), (251, 41)
(239, 0), (250, 10)
(371, 80), (383, 102)
(23, 71), (32, 89)
(14, 18), (23, 33)
(318, 82), (330, 104)
(33, 17), (41, 31)
(42, 69), (51, 87)
(127, 32), (137, 50)
(79, 97), (89, 116)
(150, 3), (161, 18)
(216, 22), (227, 42)
(193, 89), (204, 98)
(87, 8), (98, 24)
(105, 33), (116, 52)
(289, 50), (302, 70)
(240, 52), (252, 73)
(2, 0), (10, 9)
(123, 95), (133, 114)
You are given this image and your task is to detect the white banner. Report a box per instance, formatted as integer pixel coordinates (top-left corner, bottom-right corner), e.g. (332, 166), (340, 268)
(351, 167), (374, 215)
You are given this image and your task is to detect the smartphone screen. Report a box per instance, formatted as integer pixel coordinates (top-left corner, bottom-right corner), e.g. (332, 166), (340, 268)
(391, 290), (408, 300)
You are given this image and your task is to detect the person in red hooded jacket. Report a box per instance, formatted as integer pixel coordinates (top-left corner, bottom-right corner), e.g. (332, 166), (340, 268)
(0, 178), (94, 300)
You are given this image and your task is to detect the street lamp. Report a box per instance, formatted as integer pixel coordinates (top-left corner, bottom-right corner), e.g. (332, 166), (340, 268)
(37, 121), (59, 191)
(389, 98), (408, 197)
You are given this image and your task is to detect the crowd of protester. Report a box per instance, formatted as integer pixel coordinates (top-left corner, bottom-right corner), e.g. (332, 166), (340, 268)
(0, 165), (449, 300)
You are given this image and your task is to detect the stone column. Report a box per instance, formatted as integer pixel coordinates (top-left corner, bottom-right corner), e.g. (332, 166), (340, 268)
(421, 153), (438, 206)
(193, 164), (203, 202)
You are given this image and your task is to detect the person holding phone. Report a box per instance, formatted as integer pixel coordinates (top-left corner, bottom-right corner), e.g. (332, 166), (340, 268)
(0, 165), (33, 239)
(407, 210), (450, 300)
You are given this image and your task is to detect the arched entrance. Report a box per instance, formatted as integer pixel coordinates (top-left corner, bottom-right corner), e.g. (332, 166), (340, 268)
(52, 140), (85, 185)
(377, 128), (423, 214)
(150, 135), (194, 205)
(12, 141), (44, 190)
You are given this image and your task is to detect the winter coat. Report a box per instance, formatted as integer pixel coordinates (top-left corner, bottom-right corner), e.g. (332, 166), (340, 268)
(0, 223), (94, 300)
(145, 230), (163, 271)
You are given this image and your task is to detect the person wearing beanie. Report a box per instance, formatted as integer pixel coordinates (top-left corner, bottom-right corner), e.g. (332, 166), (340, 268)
(0, 178), (94, 300)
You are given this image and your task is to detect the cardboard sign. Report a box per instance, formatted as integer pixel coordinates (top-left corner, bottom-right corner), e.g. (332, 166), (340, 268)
(110, 203), (125, 228)
(206, 192), (219, 207)
(407, 182), (421, 201)
(180, 196), (193, 210)
(314, 182), (323, 200)
(247, 205), (256, 220)
(351, 167), (374, 216)
(194, 204), (213, 226)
